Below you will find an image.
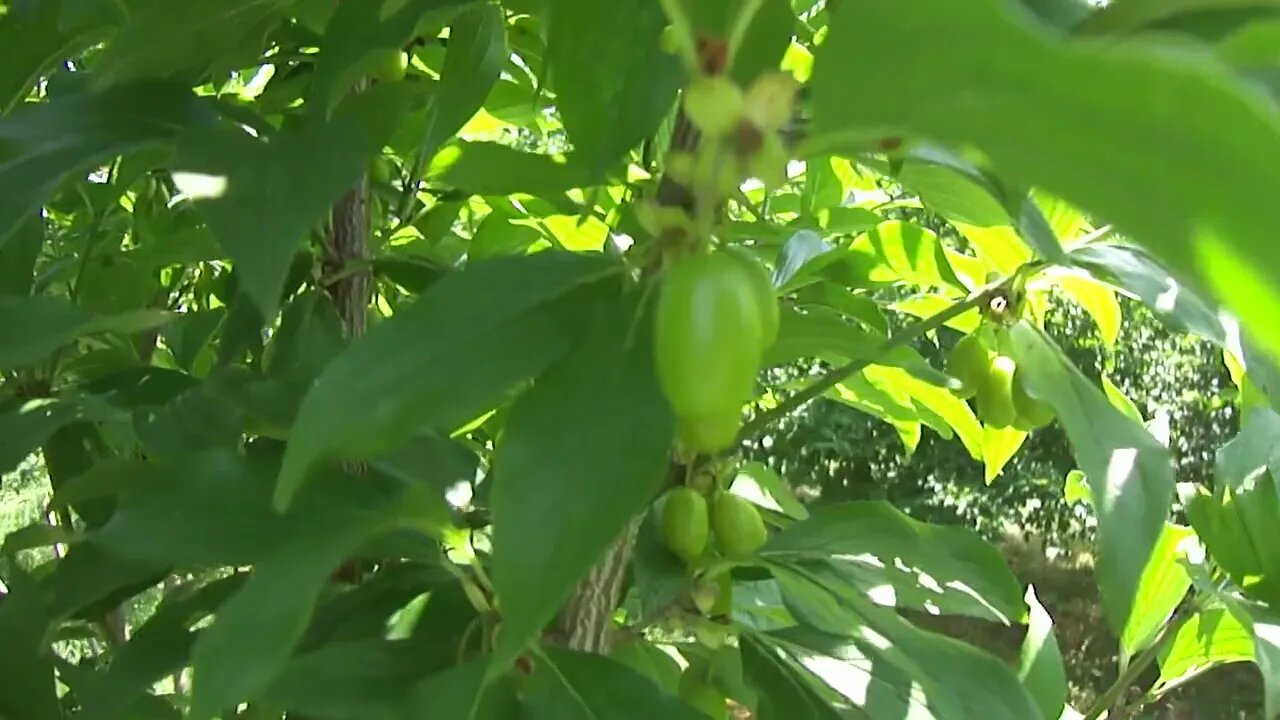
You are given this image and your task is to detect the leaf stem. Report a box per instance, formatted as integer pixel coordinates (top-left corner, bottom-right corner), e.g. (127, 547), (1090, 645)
(733, 276), (1012, 444)
(1082, 603), (1192, 720)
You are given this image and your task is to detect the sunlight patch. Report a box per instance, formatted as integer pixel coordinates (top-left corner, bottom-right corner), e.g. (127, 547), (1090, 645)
(172, 172), (228, 200)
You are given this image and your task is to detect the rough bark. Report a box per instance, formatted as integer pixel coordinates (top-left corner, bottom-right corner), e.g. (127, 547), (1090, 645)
(553, 517), (644, 652)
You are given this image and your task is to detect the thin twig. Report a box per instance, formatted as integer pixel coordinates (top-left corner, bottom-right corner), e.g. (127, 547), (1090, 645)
(1082, 602), (1193, 720)
(734, 276), (1012, 444)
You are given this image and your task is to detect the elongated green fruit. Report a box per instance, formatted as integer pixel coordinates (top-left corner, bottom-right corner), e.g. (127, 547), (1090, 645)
(678, 407), (742, 454)
(660, 487), (709, 563)
(711, 493), (767, 560)
(976, 354), (1018, 428)
(946, 334), (990, 399)
(722, 246), (779, 348)
(654, 252), (766, 418)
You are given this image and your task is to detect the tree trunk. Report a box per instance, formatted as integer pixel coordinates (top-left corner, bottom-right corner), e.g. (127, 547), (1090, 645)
(323, 81), (372, 587)
(553, 517), (643, 652)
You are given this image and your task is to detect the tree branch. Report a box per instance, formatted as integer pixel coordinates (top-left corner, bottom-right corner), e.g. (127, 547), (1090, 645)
(734, 276), (1013, 444)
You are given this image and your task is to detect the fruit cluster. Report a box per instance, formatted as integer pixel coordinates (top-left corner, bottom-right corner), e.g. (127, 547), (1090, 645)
(659, 484), (768, 566)
(947, 329), (1054, 430)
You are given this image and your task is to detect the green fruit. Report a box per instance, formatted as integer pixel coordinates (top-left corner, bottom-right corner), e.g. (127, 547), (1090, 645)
(683, 75), (745, 137)
(654, 252), (766, 418)
(679, 671), (729, 720)
(743, 71), (800, 132)
(660, 487), (709, 563)
(678, 408), (743, 454)
(1012, 372), (1055, 430)
(722, 246), (779, 348)
(976, 354), (1018, 429)
(946, 334), (990, 399)
(711, 493), (767, 560)
(370, 48), (409, 83)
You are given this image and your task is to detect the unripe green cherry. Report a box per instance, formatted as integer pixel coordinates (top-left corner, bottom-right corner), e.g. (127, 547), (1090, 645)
(684, 75), (745, 138)
(711, 492), (768, 560)
(743, 71), (800, 132)
(654, 252), (766, 418)
(976, 354), (1018, 429)
(660, 487), (709, 563)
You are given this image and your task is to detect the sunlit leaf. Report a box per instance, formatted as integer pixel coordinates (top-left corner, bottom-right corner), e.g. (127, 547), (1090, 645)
(1018, 586), (1067, 720)
(1119, 523), (1194, 658)
(1007, 321), (1174, 631)
(812, 0), (1280, 366)
(764, 501), (1025, 624)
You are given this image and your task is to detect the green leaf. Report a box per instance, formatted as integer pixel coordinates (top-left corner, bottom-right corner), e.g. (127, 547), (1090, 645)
(0, 81), (214, 244)
(812, 0), (1280, 366)
(0, 397), (80, 477)
(896, 158), (1034, 274)
(631, 509), (690, 621)
(418, 3), (507, 159)
(731, 461), (808, 520)
(490, 292), (674, 672)
(1155, 607), (1253, 694)
(0, 212), (44, 295)
(773, 230), (835, 289)
(306, 0), (462, 114)
(522, 648), (705, 720)
(469, 214), (544, 259)
(1007, 321), (1175, 631)
(173, 84), (407, 318)
(1200, 408), (1280, 603)
(1077, 0), (1280, 34)
(546, 0), (679, 174)
(0, 0), (109, 111)
(729, 0), (795, 85)
(0, 567), (60, 720)
(863, 220), (965, 292)
(610, 639), (683, 695)
(92, 445), (415, 569)
(400, 659), (520, 719)
(188, 536), (363, 719)
(1048, 268), (1122, 348)
(40, 543), (165, 621)
(763, 501), (1025, 624)
(75, 576), (246, 720)
(0, 295), (171, 371)
(772, 566), (1041, 720)
(1018, 586), (1067, 720)
(276, 251), (620, 510)
(261, 639), (433, 719)
(1069, 244), (1227, 345)
(1223, 600), (1280, 719)
(1120, 523), (1193, 658)
(1101, 374), (1144, 423)
(427, 142), (597, 196)
(740, 634), (845, 720)
(92, 0), (287, 88)
(983, 423), (1028, 483)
